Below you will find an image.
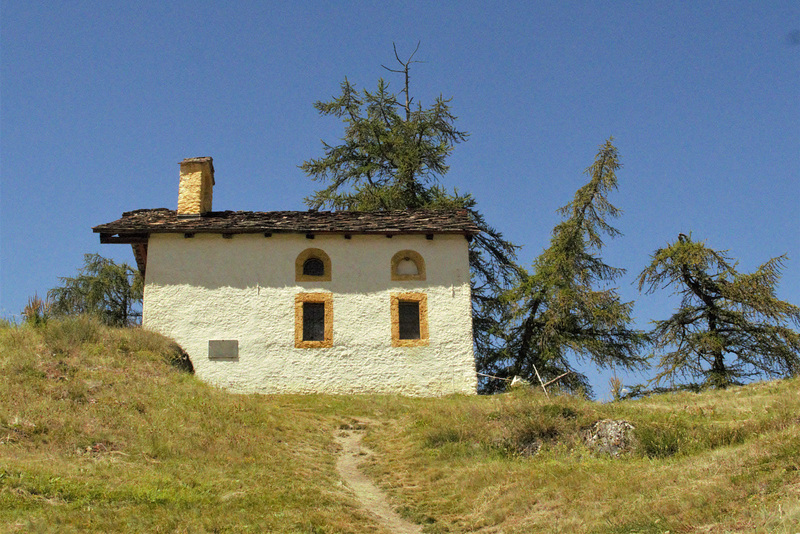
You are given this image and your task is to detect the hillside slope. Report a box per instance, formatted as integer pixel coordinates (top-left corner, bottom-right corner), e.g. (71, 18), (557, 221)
(1, 318), (798, 533)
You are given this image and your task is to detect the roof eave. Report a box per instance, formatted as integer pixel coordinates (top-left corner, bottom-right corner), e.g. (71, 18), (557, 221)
(97, 232), (149, 244)
(95, 229), (477, 240)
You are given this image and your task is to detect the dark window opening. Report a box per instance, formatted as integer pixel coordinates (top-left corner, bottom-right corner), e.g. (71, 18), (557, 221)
(303, 302), (325, 341)
(398, 301), (421, 340)
(303, 258), (325, 276)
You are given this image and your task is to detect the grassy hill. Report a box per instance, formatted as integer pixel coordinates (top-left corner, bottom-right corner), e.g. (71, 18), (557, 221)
(1, 318), (798, 533)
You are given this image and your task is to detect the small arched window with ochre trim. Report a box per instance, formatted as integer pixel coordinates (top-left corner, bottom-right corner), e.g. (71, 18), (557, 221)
(391, 250), (426, 281)
(296, 248), (332, 282)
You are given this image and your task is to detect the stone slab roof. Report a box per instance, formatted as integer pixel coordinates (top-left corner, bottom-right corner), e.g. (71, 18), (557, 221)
(93, 208), (480, 241)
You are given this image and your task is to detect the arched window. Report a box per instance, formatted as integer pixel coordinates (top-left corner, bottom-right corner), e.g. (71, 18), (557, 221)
(303, 257), (325, 276)
(396, 259), (419, 276)
(391, 250), (426, 281)
(296, 248), (332, 282)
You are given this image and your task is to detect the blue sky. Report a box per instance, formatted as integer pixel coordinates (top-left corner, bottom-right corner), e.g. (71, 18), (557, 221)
(2, 1), (798, 397)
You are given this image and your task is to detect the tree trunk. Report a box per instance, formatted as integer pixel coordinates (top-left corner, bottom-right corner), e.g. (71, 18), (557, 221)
(707, 312), (727, 387)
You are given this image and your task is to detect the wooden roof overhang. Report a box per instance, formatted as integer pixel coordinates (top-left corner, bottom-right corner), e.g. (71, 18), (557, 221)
(99, 233), (149, 244)
(94, 233), (150, 277)
(94, 209), (480, 277)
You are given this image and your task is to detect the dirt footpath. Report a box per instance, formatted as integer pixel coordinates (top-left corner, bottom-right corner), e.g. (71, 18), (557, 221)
(335, 422), (423, 534)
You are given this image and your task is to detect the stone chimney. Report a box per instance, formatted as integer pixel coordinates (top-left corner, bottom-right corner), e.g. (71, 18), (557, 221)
(177, 157), (214, 217)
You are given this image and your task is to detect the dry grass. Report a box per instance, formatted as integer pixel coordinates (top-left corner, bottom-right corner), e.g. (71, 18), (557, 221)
(2, 317), (798, 533)
(361, 383), (800, 533)
(0, 317), (389, 533)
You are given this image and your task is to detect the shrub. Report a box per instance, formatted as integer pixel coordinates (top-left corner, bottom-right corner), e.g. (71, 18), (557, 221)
(21, 294), (51, 326)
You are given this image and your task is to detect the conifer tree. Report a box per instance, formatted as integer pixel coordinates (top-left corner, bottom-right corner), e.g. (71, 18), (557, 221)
(486, 139), (647, 394)
(638, 234), (800, 388)
(301, 45), (520, 371)
(48, 253), (143, 327)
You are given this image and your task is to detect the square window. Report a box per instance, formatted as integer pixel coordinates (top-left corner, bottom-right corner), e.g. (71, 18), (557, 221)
(295, 293), (333, 348)
(303, 302), (325, 341)
(398, 301), (421, 339)
(391, 292), (429, 347)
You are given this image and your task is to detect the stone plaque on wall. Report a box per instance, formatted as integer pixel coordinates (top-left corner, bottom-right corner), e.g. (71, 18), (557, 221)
(208, 340), (238, 361)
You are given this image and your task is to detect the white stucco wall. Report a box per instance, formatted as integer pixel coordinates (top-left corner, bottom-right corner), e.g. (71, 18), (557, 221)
(142, 233), (477, 396)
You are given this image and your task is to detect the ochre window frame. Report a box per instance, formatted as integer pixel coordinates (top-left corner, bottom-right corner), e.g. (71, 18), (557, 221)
(391, 292), (429, 347)
(295, 293), (333, 348)
(391, 250), (426, 281)
(296, 248), (332, 282)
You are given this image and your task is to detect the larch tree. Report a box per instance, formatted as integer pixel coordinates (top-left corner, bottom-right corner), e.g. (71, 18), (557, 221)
(485, 139), (648, 395)
(637, 234), (800, 388)
(48, 253), (143, 327)
(300, 45), (520, 374)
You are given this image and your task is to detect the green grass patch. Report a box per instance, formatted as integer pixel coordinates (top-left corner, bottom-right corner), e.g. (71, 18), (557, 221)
(2, 317), (798, 533)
